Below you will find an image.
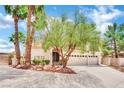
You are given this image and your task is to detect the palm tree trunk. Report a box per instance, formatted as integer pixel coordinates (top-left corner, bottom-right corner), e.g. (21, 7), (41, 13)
(30, 28), (35, 47)
(29, 27), (35, 64)
(113, 39), (118, 58)
(25, 5), (35, 66)
(25, 6), (32, 66)
(111, 40), (114, 58)
(14, 15), (21, 65)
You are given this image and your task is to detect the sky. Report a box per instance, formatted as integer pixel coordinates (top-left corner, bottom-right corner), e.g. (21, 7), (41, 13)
(0, 5), (124, 53)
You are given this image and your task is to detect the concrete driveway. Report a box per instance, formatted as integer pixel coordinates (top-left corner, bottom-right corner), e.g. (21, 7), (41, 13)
(71, 65), (124, 87)
(0, 62), (124, 88)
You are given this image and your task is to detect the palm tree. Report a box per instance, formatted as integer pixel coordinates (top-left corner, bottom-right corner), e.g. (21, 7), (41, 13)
(9, 32), (26, 45)
(25, 5), (46, 66)
(103, 23), (124, 58)
(25, 5), (32, 66)
(110, 23), (118, 58)
(4, 5), (27, 65)
(104, 23), (119, 58)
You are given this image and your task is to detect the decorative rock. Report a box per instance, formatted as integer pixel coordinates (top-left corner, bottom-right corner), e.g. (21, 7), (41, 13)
(16, 65), (22, 69)
(43, 65), (51, 71)
(121, 67), (124, 72)
(56, 67), (61, 71)
(31, 65), (37, 70)
(38, 65), (43, 68)
(36, 68), (43, 71)
(10, 63), (76, 74)
(54, 65), (59, 68)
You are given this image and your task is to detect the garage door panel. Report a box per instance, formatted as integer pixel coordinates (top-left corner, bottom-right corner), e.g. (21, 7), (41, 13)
(67, 55), (99, 66)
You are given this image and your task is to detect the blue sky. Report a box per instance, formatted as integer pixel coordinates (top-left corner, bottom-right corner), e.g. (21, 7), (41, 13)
(0, 5), (124, 53)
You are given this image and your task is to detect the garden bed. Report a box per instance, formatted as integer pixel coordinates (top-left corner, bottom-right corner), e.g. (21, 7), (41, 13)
(10, 64), (76, 74)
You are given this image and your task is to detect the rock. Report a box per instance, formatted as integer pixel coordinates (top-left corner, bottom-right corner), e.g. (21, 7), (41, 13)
(39, 65), (43, 68)
(36, 67), (43, 71)
(56, 67), (61, 71)
(54, 65), (60, 68)
(31, 65), (37, 70)
(16, 65), (22, 69)
(11, 65), (17, 68)
(121, 67), (124, 72)
(33, 65), (76, 74)
(43, 65), (51, 71)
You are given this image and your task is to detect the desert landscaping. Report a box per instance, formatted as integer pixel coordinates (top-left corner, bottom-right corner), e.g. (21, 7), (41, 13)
(1, 5), (124, 88)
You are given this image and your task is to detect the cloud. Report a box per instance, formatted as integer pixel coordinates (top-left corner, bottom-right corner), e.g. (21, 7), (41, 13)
(78, 6), (93, 14)
(0, 13), (13, 29)
(89, 6), (124, 34)
(0, 13), (27, 31)
(0, 39), (14, 53)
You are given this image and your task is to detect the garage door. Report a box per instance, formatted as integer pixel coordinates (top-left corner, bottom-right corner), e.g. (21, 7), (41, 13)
(67, 55), (99, 66)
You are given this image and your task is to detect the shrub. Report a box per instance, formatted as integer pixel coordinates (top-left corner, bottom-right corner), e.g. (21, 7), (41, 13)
(39, 60), (45, 65)
(21, 56), (26, 64)
(8, 53), (15, 65)
(9, 53), (14, 58)
(43, 60), (50, 65)
(32, 58), (50, 65)
(32, 58), (42, 65)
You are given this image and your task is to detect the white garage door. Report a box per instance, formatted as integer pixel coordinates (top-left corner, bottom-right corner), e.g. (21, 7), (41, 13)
(67, 55), (99, 66)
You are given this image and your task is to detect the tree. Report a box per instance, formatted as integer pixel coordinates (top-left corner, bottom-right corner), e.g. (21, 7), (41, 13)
(9, 32), (26, 45)
(5, 5), (27, 65)
(25, 5), (46, 66)
(42, 11), (100, 68)
(103, 23), (124, 58)
(117, 23), (124, 51)
(101, 37), (114, 57)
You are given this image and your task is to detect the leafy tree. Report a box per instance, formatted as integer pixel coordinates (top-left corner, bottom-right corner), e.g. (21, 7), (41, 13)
(42, 11), (100, 68)
(4, 5), (27, 65)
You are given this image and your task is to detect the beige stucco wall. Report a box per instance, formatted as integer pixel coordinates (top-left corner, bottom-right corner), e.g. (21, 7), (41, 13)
(31, 48), (101, 66)
(31, 48), (52, 64)
(0, 53), (9, 64)
(102, 57), (124, 67)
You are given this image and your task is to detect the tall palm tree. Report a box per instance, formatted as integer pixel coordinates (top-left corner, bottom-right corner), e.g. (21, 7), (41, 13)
(25, 5), (33, 66)
(103, 23), (124, 58)
(25, 5), (46, 66)
(4, 5), (27, 65)
(105, 23), (118, 58)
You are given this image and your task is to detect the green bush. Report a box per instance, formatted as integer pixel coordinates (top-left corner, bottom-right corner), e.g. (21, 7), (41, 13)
(42, 60), (50, 65)
(22, 60), (26, 64)
(32, 58), (50, 65)
(39, 60), (45, 65)
(32, 59), (42, 65)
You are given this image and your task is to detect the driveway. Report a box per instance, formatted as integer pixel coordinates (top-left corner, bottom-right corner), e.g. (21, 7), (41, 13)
(0, 62), (124, 88)
(71, 65), (124, 87)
